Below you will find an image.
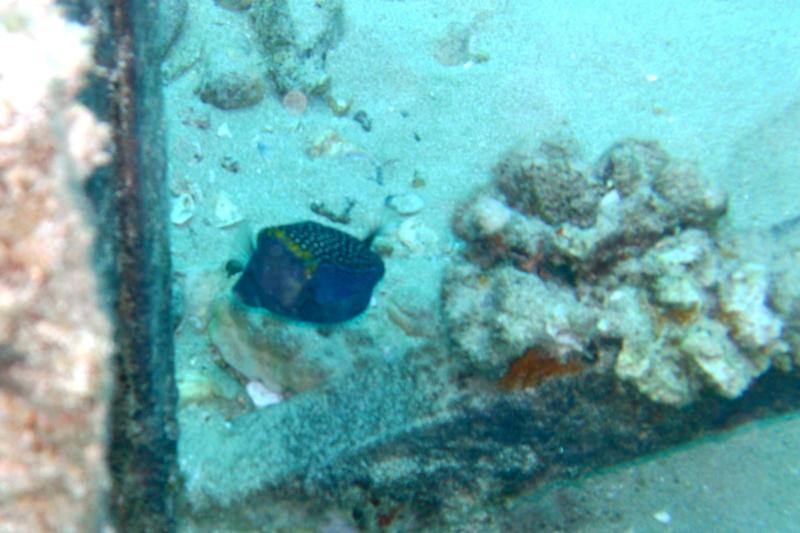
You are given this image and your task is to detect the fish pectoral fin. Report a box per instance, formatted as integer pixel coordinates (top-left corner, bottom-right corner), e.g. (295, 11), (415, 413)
(277, 276), (306, 309)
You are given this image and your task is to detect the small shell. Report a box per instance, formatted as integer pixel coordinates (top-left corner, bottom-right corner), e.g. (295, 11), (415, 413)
(282, 90), (308, 115)
(307, 130), (352, 158)
(214, 192), (244, 227)
(387, 193), (425, 216)
(171, 193), (195, 225)
(397, 217), (438, 254)
(245, 380), (282, 408)
(216, 122), (232, 138)
(325, 94), (352, 116)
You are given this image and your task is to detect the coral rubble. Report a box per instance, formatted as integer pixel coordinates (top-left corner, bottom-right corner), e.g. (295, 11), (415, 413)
(164, 0), (345, 108)
(196, 45), (267, 109)
(249, 0), (344, 95)
(448, 138), (794, 406)
(0, 1), (112, 530)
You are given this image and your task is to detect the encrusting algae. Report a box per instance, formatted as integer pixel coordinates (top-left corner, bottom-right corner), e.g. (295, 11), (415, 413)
(498, 347), (583, 390)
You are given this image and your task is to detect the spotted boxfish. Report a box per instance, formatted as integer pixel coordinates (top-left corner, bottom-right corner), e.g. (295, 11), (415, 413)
(231, 221), (385, 324)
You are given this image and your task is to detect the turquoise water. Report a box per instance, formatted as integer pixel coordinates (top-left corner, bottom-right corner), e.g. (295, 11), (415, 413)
(160, 1), (800, 531)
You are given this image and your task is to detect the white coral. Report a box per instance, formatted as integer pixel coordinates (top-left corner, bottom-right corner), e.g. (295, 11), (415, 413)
(680, 319), (758, 399)
(719, 263), (786, 357)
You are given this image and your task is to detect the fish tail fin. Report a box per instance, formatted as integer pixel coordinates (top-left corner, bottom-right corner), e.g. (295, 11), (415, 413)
(229, 221), (255, 265)
(363, 225), (383, 248)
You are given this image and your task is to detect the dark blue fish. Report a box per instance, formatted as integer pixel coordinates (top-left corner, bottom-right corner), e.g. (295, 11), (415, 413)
(232, 221), (384, 324)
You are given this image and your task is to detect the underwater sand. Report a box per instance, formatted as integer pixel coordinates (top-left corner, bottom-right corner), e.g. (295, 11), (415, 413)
(503, 412), (800, 532)
(165, 0), (800, 530)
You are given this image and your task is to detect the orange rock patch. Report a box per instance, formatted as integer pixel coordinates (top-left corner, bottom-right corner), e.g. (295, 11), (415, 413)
(498, 347), (583, 390)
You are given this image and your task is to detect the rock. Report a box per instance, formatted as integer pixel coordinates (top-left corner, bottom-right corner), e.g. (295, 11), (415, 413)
(196, 48), (265, 109)
(765, 217), (800, 365)
(594, 139), (669, 197)
(249, 0), (344, 95)
(494, 142), (604, 228)
(652, 159), (728, 227)
(387, 193), (425, 216)
(442, 263), (596, 377)
(610, 288), (696, 406)
(432, 22), (473, 66)
(719, 263), (786, 356)
(447, 137), (795, 406)
(679, 319), (757, 399)
(472, 196), (512, 234)
(484, 139), (729, 277)
(208, 295), (358, 394)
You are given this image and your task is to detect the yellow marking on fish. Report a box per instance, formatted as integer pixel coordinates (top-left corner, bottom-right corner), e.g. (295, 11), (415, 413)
(262, 227), (315, 262)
